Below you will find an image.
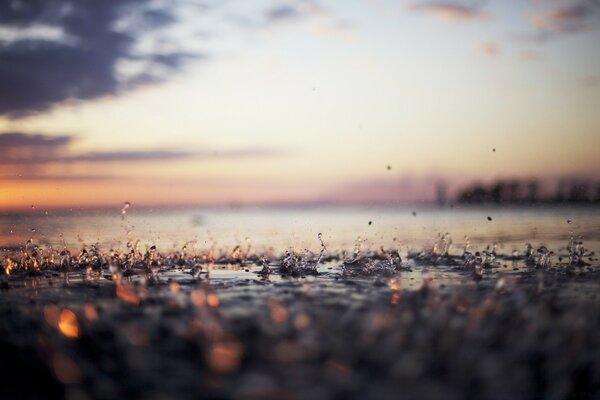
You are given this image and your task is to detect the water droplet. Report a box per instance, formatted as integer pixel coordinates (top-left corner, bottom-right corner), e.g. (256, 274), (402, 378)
(121, 201), (131, 220)
(487, 216), (492, 221)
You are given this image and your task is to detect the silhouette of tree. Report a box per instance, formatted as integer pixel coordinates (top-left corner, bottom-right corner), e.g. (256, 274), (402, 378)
(455, 178), (598, 205)
(527, 180), (539, 203)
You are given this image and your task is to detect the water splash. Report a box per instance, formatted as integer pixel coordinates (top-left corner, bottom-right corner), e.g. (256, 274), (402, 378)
(433, 233), (452, 257)
(567, 235), (587, 266)
(279, 234), (325, 276)
(314, 233), (326, 268)
(257, 256), (272, 278)
(534, 246), (554, 269)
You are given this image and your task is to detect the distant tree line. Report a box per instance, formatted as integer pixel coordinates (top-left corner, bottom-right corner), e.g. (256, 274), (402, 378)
(455, 179), (600, 204)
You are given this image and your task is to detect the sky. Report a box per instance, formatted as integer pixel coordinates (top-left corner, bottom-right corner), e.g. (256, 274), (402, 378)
(0, 0), (599, 210)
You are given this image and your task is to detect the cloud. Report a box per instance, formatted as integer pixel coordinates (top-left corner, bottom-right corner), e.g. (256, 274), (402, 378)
(0, 132), (195, 166)
(408, 2), (490, 22)
(264, 0), (328, 25)
(531, 1), (599, 34)
(0, 132), (72, 147)
(0, 0), (202, 118)
(0, 132), (285, 181)
(478, 41), (500, 57)
(266, 6), (304, 22)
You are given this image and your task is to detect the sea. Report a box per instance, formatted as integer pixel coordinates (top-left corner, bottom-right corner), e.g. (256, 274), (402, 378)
(1, 204), (599, 256)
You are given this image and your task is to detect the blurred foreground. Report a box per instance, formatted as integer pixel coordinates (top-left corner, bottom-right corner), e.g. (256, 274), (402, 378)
(1, 216), (599, 399)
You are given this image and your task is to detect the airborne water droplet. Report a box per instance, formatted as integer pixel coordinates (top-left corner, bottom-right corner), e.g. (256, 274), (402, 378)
(121, 201), (131, 220)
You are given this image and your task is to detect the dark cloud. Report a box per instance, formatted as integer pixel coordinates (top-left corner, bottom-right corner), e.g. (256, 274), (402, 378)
(408, 2), (490, 22)
(0, 132), (192, 166)
(141, 9), (177, 28)
(64, 150), (193, 164)
(267, 6), (303, 22)
(0, 0), (201, 117)
(531, 1), (600, 35)
(263, 1), (327, 25)
(0, 131), (72, 147)
(0, 132), (282, 176)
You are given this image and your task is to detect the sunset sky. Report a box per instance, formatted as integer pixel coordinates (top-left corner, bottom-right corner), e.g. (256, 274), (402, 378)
(0, 0), (599, 210)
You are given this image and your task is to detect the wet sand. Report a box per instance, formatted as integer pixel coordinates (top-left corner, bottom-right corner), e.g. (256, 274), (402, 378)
(1, 242), (599, 400)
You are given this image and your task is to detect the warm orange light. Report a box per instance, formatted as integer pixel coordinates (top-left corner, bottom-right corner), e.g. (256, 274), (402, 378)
(169, 282), (181, 293)
(191, 290), (206, 307)
(207, 293), (220, 307)
(84, 304), (98, 321)
(116, 283), (141, 305)
(270, 301), (288, 324)
(294, 313), (311, 330)
(208, 342), (242, 374)
(58, 309), (80, 339)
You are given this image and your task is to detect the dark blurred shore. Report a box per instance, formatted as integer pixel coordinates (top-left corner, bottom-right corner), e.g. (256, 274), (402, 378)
(1, 243), (599, 400)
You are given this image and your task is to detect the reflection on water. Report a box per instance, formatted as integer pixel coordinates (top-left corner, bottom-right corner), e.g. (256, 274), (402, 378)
(1, 205), (599, 253)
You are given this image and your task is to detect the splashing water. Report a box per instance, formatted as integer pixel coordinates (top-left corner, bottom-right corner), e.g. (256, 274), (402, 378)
(279, 234), (326, 276)
(535, 246), (554, 269)
(568, 234), (587, 266)
(463, 235), (471, 257)
(314, 233), (326, 268)
(257, 256), (271, 278)
(433, 233), (452, 257)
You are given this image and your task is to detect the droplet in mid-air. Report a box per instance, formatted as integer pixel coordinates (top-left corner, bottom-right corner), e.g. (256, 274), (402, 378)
(121, 201), (131, 220)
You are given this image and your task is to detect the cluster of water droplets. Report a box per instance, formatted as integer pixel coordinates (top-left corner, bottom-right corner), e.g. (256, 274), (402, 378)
(341, 237), (404, 277)
(567, 235), (587, 266)
(279, 233), (326, 276)
(462, 243), (498, 270)
(433, 232), (453, 257)
(409, 233), (454, 263)
(1, 203), (597, 286)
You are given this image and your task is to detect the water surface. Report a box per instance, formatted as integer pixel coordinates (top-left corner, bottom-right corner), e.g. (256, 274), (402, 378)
(1, 205), (599, 254)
